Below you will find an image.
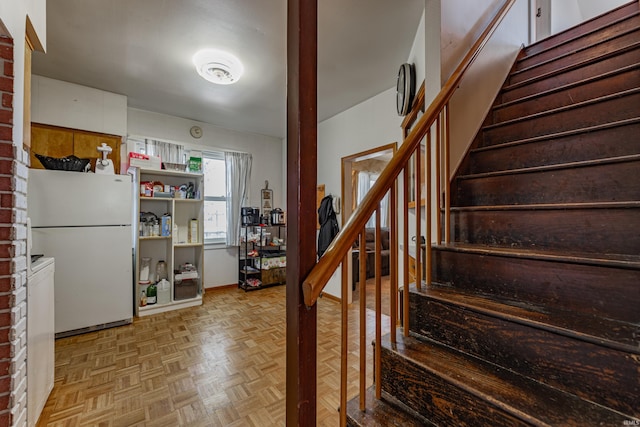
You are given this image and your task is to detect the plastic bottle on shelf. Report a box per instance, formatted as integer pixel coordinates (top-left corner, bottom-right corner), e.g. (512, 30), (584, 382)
(146, 282), (157, 305)
(139, 257), (151, 283)
(156, 260), (168, 282)
(140, 290), (147, 307)
(157, 279), (170, 304)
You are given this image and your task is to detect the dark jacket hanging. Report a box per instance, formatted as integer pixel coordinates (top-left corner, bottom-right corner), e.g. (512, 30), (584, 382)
(317, 195), (339, 259)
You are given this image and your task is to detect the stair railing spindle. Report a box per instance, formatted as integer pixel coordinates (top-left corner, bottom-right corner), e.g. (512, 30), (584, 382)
(426, 130), (432, 286)
(415, 146), (422, 291)
(436, 116), (442, 245)
(340, 254), (348, 427)
(375, 208), (382, 399)
(403, 167), (410, 336)
(444, 103), (451, 243)
(390, 181), (398, 344)
(359, 228), (367, 411)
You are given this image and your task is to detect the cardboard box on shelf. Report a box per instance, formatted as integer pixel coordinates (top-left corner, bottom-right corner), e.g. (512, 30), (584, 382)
(129, 152), (161, 170)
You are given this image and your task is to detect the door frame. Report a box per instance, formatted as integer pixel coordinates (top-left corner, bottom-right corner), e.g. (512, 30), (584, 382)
(341, 142), (397, 303)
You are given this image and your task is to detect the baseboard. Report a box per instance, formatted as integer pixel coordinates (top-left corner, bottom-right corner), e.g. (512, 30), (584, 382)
(320, 292), (341, 303)
(205, 283), (237, 291)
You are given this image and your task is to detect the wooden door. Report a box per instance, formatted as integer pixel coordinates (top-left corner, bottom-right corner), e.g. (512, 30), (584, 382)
(30, 124), (73, 169)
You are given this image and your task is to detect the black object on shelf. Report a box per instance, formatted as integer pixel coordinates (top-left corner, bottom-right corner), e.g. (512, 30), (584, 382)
(35, 153), (91, 172)
(241, 207), (260, 226)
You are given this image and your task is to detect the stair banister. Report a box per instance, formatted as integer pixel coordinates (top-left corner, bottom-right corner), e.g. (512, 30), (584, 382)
(303, 0), (518, 308)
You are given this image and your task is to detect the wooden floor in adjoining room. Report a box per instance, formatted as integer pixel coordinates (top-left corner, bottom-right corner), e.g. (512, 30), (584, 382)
(37, 285), (390, 426)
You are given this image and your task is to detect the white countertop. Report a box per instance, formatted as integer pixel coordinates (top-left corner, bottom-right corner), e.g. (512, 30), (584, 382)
(30, 257), (55, 275)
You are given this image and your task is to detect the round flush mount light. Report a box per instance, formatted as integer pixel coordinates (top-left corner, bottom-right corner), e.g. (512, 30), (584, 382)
(193, 49), (244, 85)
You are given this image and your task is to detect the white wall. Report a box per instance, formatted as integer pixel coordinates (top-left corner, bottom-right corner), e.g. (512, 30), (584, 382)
(551, 0), (582, 34)
(551, 0), (630, 34)
(577, 0), (630, 21)
(441, 0), (529, 176)
(441, 0), (505, 84)
(32, 75), (127, 136)
(0, 0), (46, 146)
(317, 88), (404, 298)
(127, 108), (284, 288)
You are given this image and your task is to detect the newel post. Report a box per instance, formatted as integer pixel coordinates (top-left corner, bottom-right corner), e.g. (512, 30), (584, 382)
(286, 0), (318, 425)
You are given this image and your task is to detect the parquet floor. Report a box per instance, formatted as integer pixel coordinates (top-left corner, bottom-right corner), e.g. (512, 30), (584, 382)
(37, 285), (390, 426)
(352, 275), (392, 316)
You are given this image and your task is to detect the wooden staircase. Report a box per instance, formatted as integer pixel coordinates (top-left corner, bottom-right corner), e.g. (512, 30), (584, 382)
(348, 3), (640, 425)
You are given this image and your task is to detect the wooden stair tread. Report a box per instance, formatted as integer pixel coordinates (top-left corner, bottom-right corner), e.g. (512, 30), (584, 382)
(471, 117), (640, 154)
(457, 153), (640, 180)
(522, 5), (639, 59)
(512, 25), (640, 79)
(346, 387), (431, 427)
(494, 63), (640, 110)
(381, 332), (635, 425)
(434, 242), (640, 268)
(503, 40), (640, 92)
(410, 284), (640, 353)
(483, 87), (640, 131)
(450, 201), (640, 212)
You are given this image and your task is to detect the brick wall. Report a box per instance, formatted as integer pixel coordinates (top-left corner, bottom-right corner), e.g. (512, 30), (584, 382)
(0, 34), (29, 427)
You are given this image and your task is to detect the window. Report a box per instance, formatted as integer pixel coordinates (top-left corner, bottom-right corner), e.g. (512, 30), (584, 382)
(203, 152), (227, 244)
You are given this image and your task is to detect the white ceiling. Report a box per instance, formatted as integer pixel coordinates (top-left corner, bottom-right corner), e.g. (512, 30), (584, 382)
(32, 0), (424, 139)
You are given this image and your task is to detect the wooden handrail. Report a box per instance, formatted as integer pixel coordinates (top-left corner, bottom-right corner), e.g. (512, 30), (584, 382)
(302, 0), (517, 307)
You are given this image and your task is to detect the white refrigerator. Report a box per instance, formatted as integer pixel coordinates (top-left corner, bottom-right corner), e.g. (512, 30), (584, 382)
(28, 169), (133, 337)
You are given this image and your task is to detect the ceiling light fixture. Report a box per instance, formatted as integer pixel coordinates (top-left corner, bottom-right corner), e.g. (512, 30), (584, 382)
(193, 49), (244, 85)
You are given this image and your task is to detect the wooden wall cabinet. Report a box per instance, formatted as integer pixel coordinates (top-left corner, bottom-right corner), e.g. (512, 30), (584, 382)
(30, 123), (122, 174)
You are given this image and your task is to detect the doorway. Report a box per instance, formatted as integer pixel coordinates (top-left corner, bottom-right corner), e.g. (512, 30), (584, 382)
(341, 142), (396, 306)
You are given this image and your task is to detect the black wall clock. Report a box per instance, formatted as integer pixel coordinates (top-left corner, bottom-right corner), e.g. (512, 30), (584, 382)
(396, 63), (416, 116)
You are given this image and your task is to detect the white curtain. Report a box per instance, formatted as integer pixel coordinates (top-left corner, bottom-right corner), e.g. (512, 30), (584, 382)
(225, 152), (252, 246)
(357, 172), (389, 228)
(144, 139), (185, 164)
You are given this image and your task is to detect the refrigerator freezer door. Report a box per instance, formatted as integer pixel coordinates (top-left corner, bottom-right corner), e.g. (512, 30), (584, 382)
(28, 169), (132, 227)
(32, 226), (133, 334)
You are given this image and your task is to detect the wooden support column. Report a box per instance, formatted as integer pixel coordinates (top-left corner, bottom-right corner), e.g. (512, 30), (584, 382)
(286, 0), (318, 425)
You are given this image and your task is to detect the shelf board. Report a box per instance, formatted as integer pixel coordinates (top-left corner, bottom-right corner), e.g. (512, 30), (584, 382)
(140, 196), (202, 202)
(138, 294), (202, 316)
(139, 168), (203, 178)
(140, 196), (172, 201)
(140, 236), (171, 241)
(259, 252), (286, 258)
(174, 242), (203, 248)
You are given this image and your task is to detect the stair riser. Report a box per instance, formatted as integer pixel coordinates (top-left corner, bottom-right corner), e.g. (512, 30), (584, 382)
(524, 3), (639, 56)
(431, 249), (640, 323)
(510, 29), (640, 84)
(379, 346), (529, 427)
(451, 207), (640, 255)
(501, 45), (640, 103)
(518, 14), (640, 70)
(470, 121), (640, 174)
(409, 296), (640, 416)
(456, 160), (640, 206)
(493, 67), (640, 123)
(483, 90), (640, 146)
